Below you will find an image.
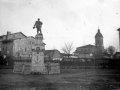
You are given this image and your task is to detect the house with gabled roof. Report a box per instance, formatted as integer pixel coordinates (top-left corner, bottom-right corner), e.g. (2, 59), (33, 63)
(0, 31), (27, 56)
(44, 49), (61, 61)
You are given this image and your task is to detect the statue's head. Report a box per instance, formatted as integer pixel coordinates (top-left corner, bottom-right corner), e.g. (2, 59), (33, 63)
(38, 18), (40, 21)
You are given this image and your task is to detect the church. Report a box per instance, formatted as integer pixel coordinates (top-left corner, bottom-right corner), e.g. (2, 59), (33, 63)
(74, 28), (104, 59)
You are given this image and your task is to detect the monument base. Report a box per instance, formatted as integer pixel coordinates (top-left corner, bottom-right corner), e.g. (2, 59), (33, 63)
(31, 65), (47, 74)
(13, 62), (31, 74)
(13, 62), (24, 74)
(13, 62), (60, 75)
(45, 63), (60, 74)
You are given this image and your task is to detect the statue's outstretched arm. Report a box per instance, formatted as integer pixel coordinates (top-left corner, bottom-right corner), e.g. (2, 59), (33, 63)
(33, 22), (36, 29)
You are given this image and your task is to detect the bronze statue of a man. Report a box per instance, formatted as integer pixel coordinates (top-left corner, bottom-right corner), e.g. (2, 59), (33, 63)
(33, 18), (43, 34)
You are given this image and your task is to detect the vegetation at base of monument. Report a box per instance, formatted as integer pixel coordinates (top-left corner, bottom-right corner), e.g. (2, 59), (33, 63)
(61, 42), (74, 58)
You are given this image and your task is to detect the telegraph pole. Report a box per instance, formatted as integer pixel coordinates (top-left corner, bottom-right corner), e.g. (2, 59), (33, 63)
(117, 28), (120, 51)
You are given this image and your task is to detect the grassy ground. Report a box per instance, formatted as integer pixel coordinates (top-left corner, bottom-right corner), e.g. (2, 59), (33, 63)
(0, 69), (120, 90)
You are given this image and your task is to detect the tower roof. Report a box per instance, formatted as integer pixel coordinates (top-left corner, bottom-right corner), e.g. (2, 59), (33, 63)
(95, 28), (103, 38)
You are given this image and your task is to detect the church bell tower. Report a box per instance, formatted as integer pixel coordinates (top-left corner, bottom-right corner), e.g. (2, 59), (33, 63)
(95, 28), (103, 47)
(95, 28), (104, 58)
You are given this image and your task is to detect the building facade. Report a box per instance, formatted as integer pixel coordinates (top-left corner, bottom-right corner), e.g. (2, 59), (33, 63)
(0, 31), (60, 60)
(0, 31), (27, 56)
(13, 36), (35, 58)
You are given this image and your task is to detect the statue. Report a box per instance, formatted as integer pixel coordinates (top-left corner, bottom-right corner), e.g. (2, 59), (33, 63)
(33, 18), (43, 34)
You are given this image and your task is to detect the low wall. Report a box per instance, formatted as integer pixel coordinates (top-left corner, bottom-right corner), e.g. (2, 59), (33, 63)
(1, 58), (120, 70)
(60, 66), (102, 69)
(13, 61), (60, 74)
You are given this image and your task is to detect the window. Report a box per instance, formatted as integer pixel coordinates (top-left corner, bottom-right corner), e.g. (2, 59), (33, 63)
(6, 47), (7, 52)
(88, 48), (90, 53)
(19, 47), (21, 51)
(86, 49), (88, 51)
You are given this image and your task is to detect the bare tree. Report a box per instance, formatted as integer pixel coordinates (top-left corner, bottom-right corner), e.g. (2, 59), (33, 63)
(61, 42), (74, 58)
(107, 46), (116, 58)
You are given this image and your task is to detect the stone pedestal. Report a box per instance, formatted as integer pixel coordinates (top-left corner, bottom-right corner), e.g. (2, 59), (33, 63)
(31, 33), (46, 73)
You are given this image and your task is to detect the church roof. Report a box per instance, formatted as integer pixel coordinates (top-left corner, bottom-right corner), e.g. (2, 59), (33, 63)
(78, 44), (95, 48)
(95, 29), (103, 38)
(44, 50), (55, 55)
(44, 49), (60, 56)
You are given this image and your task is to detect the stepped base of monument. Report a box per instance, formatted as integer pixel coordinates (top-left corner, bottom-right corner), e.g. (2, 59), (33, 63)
(31, 65), (47, 74)
(31, 71), (48, 75)
(13, 62), (60, 75)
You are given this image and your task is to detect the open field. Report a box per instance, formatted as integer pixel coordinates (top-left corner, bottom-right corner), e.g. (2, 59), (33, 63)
(0, 69), (120, 90)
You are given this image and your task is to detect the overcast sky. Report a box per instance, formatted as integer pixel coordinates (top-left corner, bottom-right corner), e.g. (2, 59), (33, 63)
(0, 0), (120, 52)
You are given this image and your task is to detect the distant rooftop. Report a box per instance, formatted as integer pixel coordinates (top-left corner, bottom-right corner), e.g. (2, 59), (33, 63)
(77, 44), (95, 48)
(0, 31), (27, 42)
(44, 49), (60, 55)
